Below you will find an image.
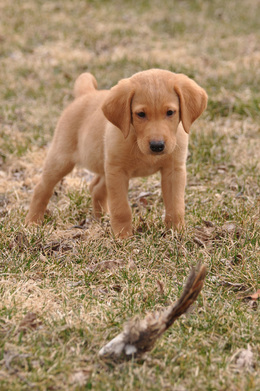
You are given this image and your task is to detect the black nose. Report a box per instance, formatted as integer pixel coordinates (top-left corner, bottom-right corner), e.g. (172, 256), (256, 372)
(150, 140), (165, 153)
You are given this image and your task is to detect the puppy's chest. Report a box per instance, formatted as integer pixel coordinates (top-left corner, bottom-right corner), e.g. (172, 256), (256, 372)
(129, 156), (164, 178)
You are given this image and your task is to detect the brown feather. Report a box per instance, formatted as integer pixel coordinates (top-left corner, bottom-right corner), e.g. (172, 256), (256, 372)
(99, 264), (206, 359)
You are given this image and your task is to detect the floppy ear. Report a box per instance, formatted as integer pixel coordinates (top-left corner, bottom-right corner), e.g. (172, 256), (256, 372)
(102, 79), (135, 138)
(173, 74), (208, 133)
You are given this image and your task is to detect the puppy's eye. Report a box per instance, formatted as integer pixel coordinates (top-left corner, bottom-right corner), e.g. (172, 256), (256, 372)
(136, 112), (146, 118)
(166, 110), (175, 117)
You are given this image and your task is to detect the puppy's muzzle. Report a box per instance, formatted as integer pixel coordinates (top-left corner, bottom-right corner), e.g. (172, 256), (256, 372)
(149, 140), (165, 153)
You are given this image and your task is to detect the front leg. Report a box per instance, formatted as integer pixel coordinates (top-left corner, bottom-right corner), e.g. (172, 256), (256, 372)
(106, 167), (132, 238)
(161, 164), (186, 231)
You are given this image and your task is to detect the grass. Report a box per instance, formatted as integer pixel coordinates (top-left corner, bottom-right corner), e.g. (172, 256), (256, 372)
(0, 0), (259, 390)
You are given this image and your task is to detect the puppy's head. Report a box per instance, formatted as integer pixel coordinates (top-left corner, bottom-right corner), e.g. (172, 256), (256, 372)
(102, 69), (207, 155)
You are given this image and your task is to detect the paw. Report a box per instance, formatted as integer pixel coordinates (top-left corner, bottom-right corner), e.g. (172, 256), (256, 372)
(25, 212), (44, 226)
(112, 223), (133, 239)
(165, 216), (185, 231)
(117, 230), (133, 239)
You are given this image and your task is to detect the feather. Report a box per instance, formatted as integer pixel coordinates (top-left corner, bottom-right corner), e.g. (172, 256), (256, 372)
(99, 263), (206, 359)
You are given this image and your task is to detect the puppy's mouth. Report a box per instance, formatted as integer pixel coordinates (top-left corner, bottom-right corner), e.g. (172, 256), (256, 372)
(149, 149), (166, 156)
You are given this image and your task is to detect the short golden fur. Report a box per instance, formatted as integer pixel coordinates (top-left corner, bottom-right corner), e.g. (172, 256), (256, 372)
(25, 69), (207, 238)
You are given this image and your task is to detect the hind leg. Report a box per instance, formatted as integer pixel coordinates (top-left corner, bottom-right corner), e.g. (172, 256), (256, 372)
(89, 175), (108, 218)
(25, 147), (75, 224)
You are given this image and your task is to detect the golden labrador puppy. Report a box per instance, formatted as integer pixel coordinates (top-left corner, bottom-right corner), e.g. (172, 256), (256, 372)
(25, 69), (207, 238)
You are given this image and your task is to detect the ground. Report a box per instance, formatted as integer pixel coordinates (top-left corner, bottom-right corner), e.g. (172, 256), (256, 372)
(0, 1), (259, 390)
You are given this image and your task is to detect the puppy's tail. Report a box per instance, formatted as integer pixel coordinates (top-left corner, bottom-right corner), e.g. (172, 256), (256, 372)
(73, 72), (98, 98)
